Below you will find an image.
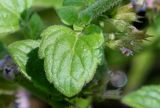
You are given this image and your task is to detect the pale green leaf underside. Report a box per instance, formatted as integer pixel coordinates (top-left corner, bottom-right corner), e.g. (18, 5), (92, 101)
(8, 40), (39, 80)
(122, 85), (160, 108)
(39, 25), (104, 97)
(8, 40), (63, 100)
(0, 0), (32, 34)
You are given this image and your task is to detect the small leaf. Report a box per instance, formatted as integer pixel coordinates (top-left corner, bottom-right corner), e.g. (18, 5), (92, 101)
(21, 13), (44, 39)
(29, 13), (44, 39)
(57, 6), (78, 25)
(39, 25), (104, 97)
(56, 0), (92, 26)
(122, 85), (160, 108)
(0, 0), (32, 34)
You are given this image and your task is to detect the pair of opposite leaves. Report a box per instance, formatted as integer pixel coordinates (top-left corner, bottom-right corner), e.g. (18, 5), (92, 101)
(9, 25), (104, 97)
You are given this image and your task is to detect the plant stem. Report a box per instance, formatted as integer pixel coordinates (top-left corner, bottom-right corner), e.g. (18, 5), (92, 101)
(77, 0), (123, 26)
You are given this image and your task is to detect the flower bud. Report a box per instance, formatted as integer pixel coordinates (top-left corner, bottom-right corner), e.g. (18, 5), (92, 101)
(115, 4), (137, 22)
(110, 70), (128, 88)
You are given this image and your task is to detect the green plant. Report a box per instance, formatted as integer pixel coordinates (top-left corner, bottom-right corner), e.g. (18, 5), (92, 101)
(0, 0), (160, 108)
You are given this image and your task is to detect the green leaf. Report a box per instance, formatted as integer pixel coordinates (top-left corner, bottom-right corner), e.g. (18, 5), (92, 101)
(56, 0), (85, 26)
(28, 13), (44, 39)
(21, 13), (44, 39)
(57, 6), (78, 25)
(122, 85), (160, 108)
(0, 0), (32, 34)
(39, 25), (104, 97)
(33, 0), (54, 7)
(33, 0), (63, 8)
(74, 0), (123, 30)
(63, 0), (85, 6)
(8, 40), (39, 80)
(67, 97), (92, 108)
(8, 40), (63, 100)
(56, 0), (94, 26)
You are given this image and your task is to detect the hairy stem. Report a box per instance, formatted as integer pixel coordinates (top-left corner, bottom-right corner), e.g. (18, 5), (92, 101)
(77, 0), (123, 26)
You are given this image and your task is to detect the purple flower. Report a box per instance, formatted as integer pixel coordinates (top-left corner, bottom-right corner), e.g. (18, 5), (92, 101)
(0, 55), (19, 80)
(120, 47), (133, 56)
(146, 0), (154, 8)
(131, 0), (160, 11)
(0, 60), (4, 69)
(131, 0), (147, 12)
(14, 89), (30, 108)
(3, 66), (15, 80)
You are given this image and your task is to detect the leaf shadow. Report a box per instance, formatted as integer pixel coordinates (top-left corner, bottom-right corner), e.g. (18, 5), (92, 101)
(26, 48), (64, 100)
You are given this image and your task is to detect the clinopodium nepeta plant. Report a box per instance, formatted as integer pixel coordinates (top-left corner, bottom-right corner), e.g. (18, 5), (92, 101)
(0, 0), (160, 108)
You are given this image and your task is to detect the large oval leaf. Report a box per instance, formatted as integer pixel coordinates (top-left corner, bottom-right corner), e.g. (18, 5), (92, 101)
(0, 0), (32, 34)
(39, 25), (104, 97)
(122, 85), (160, 108)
